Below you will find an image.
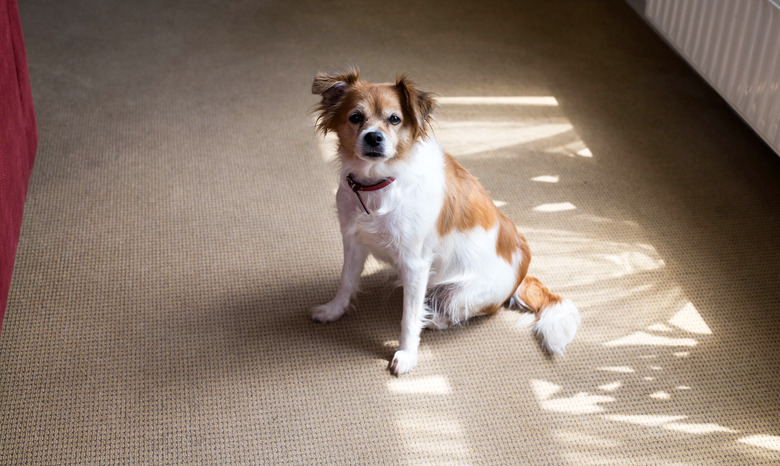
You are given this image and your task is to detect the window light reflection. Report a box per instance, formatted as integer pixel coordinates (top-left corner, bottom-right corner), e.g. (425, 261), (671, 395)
(604, 414), (686, 427)
(603, 331), (698, 347)
(435, 121), (573, 157)
(532, 202), (577, 213)
(738, 435), (780, 452)
(387, 376), (452, 395)
(531, 379), (615, 414)
(438, 96), (559, 106)
(665, 422), (736, 434)
(646, 323), (674, 332)
(598, 381), (622, 392)
(598, 366), (635, 373)
(531, 175), (560, 183)
(395, 411), (470, 460)
(649, 391), (671, 400)
(668, 302), (712, 334)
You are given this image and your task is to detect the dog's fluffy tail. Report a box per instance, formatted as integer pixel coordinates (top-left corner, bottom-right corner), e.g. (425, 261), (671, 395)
(511, 276), (581, 356)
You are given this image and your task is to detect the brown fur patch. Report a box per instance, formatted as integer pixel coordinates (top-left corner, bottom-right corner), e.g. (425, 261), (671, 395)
(516, 234), (531, 284)
(394, 75), (435, 141)
(311, 68), (361, 133)
(487, 230), (530, 315)
(511, 234), (531, 301)
(517, 275), (562, 316)
(437, 154), (498, 236)
(496, 212), (521, 263)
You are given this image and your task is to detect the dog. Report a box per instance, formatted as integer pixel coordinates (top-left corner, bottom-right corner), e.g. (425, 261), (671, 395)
(311, 68), (581, 375)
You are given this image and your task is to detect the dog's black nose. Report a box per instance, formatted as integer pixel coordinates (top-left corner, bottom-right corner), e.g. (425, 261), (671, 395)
(364, 131), (384, 148)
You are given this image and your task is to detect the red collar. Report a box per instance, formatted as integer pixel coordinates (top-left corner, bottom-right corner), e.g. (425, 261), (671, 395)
(346, 174), (396, 214)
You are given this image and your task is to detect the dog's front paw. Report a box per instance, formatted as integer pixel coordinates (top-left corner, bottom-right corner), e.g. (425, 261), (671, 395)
(390, 350), (418, 375)
(312, 302), (347, 323)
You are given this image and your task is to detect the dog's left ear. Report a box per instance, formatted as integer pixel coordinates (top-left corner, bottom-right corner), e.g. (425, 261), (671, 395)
(394, 75), (436, 139)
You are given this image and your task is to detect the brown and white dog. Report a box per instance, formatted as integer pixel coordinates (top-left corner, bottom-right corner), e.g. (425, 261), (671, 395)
(311, 69), (580, 375)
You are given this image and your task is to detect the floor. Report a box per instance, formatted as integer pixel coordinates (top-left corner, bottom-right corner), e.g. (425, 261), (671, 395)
(2, 0), (780, 463)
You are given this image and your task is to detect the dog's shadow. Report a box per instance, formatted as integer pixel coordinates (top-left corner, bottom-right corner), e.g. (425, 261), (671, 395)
(141, 273), (397, 387)
(165, 266), (530, 388)
(317, 267), (406, 361)
(326, 268), (510, 361)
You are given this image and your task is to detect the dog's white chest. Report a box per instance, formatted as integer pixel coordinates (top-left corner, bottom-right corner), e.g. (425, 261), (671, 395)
(343, 184), (426, 250)
(342, 187), (442, 265)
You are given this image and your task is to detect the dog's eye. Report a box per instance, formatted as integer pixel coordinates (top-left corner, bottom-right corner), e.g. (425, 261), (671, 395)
(349, 113), (364, 124)
(388, 114), (401, 125)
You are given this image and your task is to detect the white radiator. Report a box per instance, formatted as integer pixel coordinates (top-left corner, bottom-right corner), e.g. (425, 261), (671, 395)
(643, 0), (780, 155)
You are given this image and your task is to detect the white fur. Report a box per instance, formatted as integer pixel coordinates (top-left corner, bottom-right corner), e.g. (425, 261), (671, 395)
(530, 299), (581, 356)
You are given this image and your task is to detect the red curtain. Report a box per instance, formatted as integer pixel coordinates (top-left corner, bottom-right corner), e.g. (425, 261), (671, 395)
(0, 0), (37, 333)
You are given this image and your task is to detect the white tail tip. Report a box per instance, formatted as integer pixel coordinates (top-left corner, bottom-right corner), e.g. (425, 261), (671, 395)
(515, 312), (537, 329)
(532, 299), (581, 356)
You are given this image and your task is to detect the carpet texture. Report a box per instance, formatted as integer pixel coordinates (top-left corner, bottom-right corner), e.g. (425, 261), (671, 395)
(2, 0), (780, 463)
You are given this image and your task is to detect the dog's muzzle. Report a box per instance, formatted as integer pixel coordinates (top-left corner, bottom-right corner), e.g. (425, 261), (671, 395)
(362, 131), (385, 158)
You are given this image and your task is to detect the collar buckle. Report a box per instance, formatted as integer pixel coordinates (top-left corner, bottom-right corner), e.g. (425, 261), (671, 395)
(345, 174), (396, 214)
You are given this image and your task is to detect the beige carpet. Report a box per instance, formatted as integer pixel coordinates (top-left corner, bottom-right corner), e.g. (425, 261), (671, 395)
(2, 0), (780, 463)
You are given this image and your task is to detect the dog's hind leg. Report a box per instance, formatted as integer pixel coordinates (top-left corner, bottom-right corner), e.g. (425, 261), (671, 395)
(424, 312), (452, 330)
(423, 285), (453, 330)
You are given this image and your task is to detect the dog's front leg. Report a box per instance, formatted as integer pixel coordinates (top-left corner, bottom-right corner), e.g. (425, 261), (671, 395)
(390, 258), (431, 375)
(312, 238), (368, 323)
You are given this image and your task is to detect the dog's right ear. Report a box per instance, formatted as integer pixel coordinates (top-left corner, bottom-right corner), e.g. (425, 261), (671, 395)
(312, 70), (359, 106)
(312, 68), (359, 133)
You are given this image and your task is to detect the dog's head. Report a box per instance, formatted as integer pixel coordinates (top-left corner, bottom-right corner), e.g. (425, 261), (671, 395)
(312, 68), (435, 164)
